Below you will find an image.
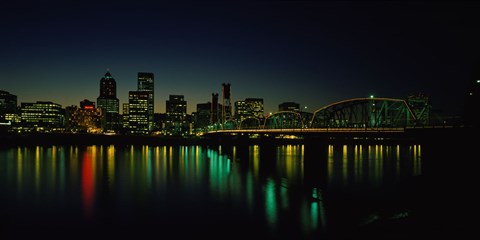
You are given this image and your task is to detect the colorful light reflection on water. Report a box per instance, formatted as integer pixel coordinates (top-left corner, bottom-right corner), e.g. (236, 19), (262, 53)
(0, 143), (423, 239)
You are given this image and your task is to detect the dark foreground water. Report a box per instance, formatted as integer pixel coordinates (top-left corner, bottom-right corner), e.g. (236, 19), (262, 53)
(0, 139), (475, 239)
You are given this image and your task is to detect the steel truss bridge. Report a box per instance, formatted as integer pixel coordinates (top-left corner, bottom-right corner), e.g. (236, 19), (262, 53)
(203, 98), (434, 135)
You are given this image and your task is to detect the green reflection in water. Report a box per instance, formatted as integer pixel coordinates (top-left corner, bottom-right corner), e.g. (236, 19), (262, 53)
(209, 148), (232, 199)
(265, 178), (277, 229)
(311, 202), (319, 230)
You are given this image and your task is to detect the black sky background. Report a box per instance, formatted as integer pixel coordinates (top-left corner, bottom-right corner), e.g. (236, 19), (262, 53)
(1, 0), (479, 115)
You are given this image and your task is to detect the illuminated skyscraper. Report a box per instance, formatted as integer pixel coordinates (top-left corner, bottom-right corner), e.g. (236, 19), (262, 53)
(122, 103), (129, 130)
(128, 91), (149, 135)
(97, 71), (120, 132)
(166, 95), (187, 135)
(137, 72), (154, 131)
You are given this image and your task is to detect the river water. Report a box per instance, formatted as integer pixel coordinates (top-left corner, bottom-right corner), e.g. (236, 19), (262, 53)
(0, 140), (474, 239)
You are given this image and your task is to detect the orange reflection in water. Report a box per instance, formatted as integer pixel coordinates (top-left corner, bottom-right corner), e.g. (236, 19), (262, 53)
(82, 151), (95, 219)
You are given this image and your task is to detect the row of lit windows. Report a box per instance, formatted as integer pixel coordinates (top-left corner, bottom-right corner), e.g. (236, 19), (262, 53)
(22, 113), (61, 117)
(23, 104), (60, 107)
(23, 119), (61, 123)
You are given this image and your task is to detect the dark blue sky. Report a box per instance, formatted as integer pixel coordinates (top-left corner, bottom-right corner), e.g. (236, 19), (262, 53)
(1, 0), (479, 115)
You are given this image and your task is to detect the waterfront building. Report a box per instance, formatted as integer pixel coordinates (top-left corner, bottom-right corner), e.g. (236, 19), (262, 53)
(0, 90), (17, 119)
(0, 90), (19, 128)
(165, 95), (188, 135)
(97, 71), (120, 132)
(20, 101), (64, 132)
(194, 102), (211, 131)
(153, 113), (165, 134)
(66, 99), (104, 133)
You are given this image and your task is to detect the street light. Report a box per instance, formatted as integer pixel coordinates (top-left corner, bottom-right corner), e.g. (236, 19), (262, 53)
(303, 106), (308, 128)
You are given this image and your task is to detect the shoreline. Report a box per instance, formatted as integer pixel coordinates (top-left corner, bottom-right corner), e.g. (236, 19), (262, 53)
(1, 127), (475, 148)
(0, 133), (209, 148)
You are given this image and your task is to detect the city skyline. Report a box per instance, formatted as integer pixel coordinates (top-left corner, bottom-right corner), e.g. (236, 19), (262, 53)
(2, 1), (480, 115)
(1, 69), (311, 115)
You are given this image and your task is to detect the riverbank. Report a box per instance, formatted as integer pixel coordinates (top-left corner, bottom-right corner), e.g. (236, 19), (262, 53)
(1, 127), (476, 148)
(0, 133), (208, 148)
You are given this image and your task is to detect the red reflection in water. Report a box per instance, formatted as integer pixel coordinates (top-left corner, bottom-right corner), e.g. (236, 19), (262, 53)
(82, 152), (94, 219)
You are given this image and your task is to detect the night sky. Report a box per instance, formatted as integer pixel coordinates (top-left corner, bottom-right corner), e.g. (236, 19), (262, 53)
(1, 0), (479, 116)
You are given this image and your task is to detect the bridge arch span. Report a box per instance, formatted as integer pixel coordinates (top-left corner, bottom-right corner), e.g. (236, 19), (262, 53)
(240, 117), (262, 129)
(310, 97), (417, 128)
(264, 111), (304, 129)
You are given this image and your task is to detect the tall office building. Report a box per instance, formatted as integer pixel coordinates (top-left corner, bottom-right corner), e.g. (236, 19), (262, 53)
(234, 101), (248, 120)
(166, 95), (187, 135)
(137, 72), (154, 131)
(222, 83), (232, 123)
(97, 71), (120, 132)
(211, 93), (221, 125)
(245, 98), (264, 119)
(128, 91), (150, 135)
(195, 102), (211, 131)
(122, 103), (129, 130)
(235, 98), (264, 121)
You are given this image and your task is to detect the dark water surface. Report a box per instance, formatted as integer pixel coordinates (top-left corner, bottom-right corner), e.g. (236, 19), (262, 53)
(0, 140), (474, 239)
